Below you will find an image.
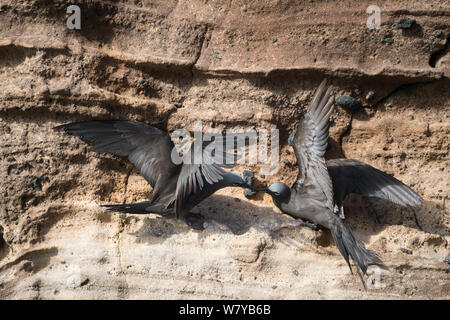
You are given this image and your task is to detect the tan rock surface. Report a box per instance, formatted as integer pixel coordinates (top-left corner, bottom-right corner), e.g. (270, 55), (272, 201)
(0, 0), (449, 299)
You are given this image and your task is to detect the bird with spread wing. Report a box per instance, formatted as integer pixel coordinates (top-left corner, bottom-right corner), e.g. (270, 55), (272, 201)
(264, 80), (423, 274)
(54, 121), (254, 230)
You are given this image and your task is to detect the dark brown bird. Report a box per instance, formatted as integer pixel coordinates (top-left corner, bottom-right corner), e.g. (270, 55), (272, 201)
(54, 121), (254, 230)
(264, 80), (423, 274)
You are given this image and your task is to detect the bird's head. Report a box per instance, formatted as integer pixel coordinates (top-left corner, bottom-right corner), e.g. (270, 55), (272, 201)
(266, 182), (290, 199)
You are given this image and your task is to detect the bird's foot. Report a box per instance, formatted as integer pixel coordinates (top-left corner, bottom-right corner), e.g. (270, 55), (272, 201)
(184, 213), (206, 231)
(159, 208), (174, 217)
(289, 219), (318, 230)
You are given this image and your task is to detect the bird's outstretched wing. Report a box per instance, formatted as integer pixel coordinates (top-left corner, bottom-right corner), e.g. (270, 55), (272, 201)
(292, 79), (335, 210)
(174, 139), (239, 217)
(54, 121), (180, 204)
(327, 159), (423, 209)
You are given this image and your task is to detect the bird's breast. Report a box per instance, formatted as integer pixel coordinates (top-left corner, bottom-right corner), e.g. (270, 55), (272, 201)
(280, 195), (329, 223)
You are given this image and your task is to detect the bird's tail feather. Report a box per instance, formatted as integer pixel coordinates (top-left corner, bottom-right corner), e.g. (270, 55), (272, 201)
(101, 201), (155, 214)
(330, 215), (384, 274)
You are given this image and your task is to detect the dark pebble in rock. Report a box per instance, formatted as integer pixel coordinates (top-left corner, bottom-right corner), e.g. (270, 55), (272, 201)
(138, 78), (146, 84)
(282, 159), (291, 166)
(7, 157), (15, 162)
(120, 213), (126, 220)
(336, 95), (361, 111)
(260, 173), (265, 179)
(288, 130), (296, 146)
(366, 91), (375, 100)
(3, 125), (11, 133)
(400, 248), (413, 255)
(80, 278), (90, 287)
(444, 253), (450, 265)
(32, 178), (42, 191)
(409, 115), (414, 120)
(396, 18), (416, 29)
(383, 37), (394, 44)
(173, 103), (182, 108)
(12, 169), (20, 175)
(234, 197), (240, 202)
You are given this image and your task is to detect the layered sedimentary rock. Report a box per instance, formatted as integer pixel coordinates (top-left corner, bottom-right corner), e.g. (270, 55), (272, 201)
(0, 0), (449, 299)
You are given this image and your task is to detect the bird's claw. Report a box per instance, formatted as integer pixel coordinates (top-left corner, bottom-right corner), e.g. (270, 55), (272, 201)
(289, 219), (318, 230)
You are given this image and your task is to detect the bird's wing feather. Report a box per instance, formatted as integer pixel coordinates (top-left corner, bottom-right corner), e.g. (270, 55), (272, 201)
(54, 121), (180, 203)
(174, 131), (256, 216)
(175, 145), (229, 216)
(327, 158), (423, 208)
(292, 80), (335, 210)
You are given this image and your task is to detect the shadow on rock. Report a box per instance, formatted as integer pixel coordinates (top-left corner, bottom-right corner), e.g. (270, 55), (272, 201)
(114, 191), (447, 251)
(341, 195), (448, 243)
(118, 193), (296, 246)
(0, 247), (58, 274)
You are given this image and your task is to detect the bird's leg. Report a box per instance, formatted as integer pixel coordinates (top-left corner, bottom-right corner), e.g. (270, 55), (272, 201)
(288, 219), (318, 230)
(183, 212), (206, 231)
(272, 218), (318, 232)
(157, 207), (174, 217)
(334, 204), (345, 219)
(339, 206), (345, 219)
(356, 268), (367, 290)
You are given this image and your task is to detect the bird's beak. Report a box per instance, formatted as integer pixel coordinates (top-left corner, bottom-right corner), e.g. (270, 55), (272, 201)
(243, 184), (266, 193)
(244, 184), (257, 191)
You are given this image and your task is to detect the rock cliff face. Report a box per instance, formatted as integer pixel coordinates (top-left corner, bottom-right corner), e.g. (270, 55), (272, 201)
(0, 0), (449, 299)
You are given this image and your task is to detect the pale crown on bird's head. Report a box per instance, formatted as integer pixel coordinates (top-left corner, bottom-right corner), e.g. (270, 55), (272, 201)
(267, 182), (290, 198)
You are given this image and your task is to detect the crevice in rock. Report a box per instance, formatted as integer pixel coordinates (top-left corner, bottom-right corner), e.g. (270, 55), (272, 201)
(372, 78), (442, 109)
(0, 97), (172, 130)
(389, 9), (450, 17)
(0, 226), (10, 261)
(114, 220), (129, 298)
(254, 238), (267, 263)
(122, 169), (133, 204)
(0, 247), (58, 273)
(0, 44), (38, 68)
(192, 25), (210, 70)
(429, 36), (449, 68)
